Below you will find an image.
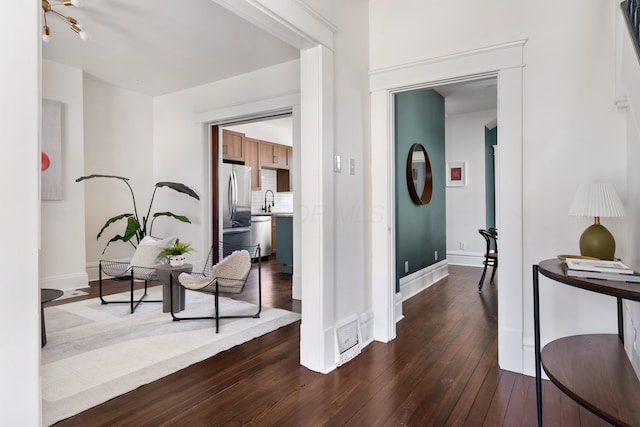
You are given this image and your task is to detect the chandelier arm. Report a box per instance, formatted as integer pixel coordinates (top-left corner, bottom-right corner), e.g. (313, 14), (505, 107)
(49, 9), (73, 24)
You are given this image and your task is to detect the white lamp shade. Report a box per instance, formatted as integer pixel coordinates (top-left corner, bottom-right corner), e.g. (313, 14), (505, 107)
(569, 183), (626, 218)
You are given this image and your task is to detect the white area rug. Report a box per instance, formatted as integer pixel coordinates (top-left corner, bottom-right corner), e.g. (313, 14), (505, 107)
(41, 286), (300, 426)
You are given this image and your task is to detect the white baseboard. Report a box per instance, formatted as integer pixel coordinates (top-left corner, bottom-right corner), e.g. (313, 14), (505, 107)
(40, 271), (89, 292)
(394, 291), (404, 323)
(522, 340), (548, 380)
(87, 261), (100, 282)
(399, 260), (449, 302)
(358, 309), (375, 347)
(446, 250), (484, 267)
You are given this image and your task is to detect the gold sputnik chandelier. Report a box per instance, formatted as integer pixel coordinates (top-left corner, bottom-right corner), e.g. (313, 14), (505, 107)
(42, 0), (88, 42)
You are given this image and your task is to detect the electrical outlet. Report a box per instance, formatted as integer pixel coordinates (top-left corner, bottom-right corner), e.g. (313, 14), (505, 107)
(349, 158), (355, 175)
(434, 251), (438, 260)
(459, 242), (465, 250)
(405, 261), (409, 273)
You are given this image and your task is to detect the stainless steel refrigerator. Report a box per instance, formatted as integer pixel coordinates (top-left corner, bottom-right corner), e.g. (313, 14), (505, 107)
(222, 163), (252, 256)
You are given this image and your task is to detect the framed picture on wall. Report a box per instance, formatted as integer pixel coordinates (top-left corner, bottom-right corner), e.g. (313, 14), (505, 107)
(446, 161), (466, 187)
(41, 99), (63, 200)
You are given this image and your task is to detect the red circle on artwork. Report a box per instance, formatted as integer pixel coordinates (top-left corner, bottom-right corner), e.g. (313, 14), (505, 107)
(42, 152), (50, 171)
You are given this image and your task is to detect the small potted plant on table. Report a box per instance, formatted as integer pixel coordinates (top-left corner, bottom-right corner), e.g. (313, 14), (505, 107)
(157, 241), (194, 267)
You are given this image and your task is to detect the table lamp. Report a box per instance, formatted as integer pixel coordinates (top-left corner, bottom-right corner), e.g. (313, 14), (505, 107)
(568, 183), (625, 260)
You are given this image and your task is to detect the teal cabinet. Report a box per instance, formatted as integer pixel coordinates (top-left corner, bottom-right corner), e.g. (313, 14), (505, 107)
(275, 215), (293, 274)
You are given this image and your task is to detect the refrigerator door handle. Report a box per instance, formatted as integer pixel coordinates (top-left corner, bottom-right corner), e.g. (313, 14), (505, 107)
(227, 171), (234, 223)
(231, 170), (238, 219)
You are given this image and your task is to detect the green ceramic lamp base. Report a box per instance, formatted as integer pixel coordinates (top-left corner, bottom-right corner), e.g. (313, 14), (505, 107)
(579, 223), (616, 260)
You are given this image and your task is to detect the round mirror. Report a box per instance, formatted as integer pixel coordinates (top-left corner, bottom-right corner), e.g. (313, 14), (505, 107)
(406, 143), (433, 205)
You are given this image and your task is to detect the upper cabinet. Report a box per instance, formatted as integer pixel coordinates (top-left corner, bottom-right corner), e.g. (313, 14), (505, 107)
(244, 137), (261, 190)
(222, 129), (245, 162)
(222, 128), (291, 191)
(260, 141), (290, 170)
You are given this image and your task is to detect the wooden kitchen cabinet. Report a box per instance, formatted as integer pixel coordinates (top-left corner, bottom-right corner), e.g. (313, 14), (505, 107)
(244, 137), (260, 190)
(222, 129), (245, 162)
(259, 141), (290, 169)
(277, 169), (291, 192)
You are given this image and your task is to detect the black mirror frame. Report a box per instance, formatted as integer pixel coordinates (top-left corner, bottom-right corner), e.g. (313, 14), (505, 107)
(406, 143), (433, 205)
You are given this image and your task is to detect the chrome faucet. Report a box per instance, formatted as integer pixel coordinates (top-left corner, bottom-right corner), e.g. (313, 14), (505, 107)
(263, 190), (275, 213)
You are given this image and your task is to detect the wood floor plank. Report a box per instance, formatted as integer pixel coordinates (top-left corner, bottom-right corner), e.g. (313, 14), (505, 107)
(49, 262), (606, 427)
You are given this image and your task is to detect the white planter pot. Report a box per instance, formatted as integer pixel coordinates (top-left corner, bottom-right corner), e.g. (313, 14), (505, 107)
(169, 255), (185, 267)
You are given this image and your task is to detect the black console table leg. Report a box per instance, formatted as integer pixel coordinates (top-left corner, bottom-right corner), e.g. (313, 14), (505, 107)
(533, 265), (542, 426)
(617, 297), (624, 343)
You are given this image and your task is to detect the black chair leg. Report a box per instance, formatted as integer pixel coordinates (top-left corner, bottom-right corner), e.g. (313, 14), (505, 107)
(478, 261), (489, 292)
(489, 262), (498, 285)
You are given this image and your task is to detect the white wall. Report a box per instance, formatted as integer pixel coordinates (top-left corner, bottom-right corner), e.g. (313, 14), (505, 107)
(620, 14), (640, 375)
(152, 60), (300, 269)
(445, 109), (497, 266)
(82, 77), (154, 277)
(41, 60), (88, 291)
(370, 0), (627, 375)
(0, 2), (41, 424)
(331, 0), (370, 327)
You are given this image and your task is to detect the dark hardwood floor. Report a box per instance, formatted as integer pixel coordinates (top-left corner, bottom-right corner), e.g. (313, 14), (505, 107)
(48, 261), (609, 426)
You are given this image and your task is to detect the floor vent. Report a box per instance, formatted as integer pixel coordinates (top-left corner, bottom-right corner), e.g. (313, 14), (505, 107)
(335, 317), (361, 366)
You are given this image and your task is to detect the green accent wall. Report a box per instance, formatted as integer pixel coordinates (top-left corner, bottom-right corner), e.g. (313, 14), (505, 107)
(484, 126), (497, 232)
(395, 90), (446, 292)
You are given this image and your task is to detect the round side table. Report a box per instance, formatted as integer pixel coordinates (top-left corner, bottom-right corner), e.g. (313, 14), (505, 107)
(41, 288), (63, 347)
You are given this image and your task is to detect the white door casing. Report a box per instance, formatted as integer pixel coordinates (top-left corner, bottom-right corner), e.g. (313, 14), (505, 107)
(369, 40), (526, 373)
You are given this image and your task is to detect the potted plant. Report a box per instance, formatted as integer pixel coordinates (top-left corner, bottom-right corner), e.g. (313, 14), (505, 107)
(156, 240), (195, 267)
(76, 174), (200, 253)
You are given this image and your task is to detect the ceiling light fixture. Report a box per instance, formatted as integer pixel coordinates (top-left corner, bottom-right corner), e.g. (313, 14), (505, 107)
(42, 0), (88, 43)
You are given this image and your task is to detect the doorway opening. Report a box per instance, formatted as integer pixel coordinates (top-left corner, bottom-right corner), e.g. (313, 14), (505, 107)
(209, 112), (298, 306)
(370, 40), (525, 373)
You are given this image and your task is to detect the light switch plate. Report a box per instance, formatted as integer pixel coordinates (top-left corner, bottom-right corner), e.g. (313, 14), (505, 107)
(334, 155), (341, 172)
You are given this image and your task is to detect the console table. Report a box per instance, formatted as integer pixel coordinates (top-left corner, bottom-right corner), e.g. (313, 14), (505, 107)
(533, 259), (640, 427)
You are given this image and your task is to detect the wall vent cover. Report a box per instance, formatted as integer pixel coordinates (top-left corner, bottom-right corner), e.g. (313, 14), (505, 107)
(335, 317), (361, 366)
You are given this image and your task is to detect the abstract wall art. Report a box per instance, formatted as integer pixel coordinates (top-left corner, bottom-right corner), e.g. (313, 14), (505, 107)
(41, 99), (62, 200)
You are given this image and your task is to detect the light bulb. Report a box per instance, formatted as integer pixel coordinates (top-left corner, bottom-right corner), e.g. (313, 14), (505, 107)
(70, 23), (88, 41)
(42, 25), (50, 43)
(71, 0), (81, 6)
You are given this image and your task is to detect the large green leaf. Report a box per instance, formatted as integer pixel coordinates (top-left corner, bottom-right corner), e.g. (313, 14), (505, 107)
(97, 213), (135, 239)
(76, 174), (130, 183)
(123, 216), (142, 241)
(102, 234), (130, 254)
(100, 217), (141, 254)
(155, 182), (200, 200)
(152, 212), (192, 223)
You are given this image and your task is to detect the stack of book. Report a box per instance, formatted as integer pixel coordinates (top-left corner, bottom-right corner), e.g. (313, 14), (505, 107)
(563, 258), (640, 283)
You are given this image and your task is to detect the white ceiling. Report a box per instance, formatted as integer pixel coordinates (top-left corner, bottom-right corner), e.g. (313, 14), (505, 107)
(435, 78), (497, 116)
(41, 0), (300, 96)
(41, 1), (495, 114)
